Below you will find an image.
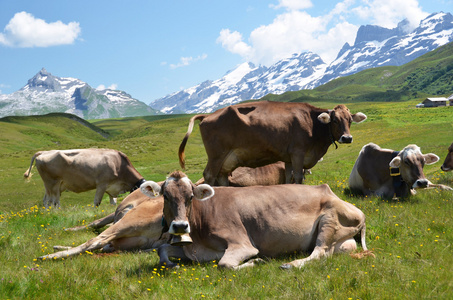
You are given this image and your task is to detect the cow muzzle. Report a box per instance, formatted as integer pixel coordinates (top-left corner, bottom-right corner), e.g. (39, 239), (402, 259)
(169, 220), (193, 246)
(413, 179), (429, 189)
(169, 220), (190, 234)
(441, 164), (451, 172)
(339, 135), (353, 144)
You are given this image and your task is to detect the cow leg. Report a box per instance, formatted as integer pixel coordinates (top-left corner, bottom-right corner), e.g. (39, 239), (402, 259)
(284, 162), (293, 184)
(281, 217), (361, 269)
(157, 244), (189, 268)
(291, 155), (305, 184)
(108, 195), (117, 205)
(42, 193), (51, 209)
(65, 212), (115, 231)
(93, 186), (107, 207)
(216, 173), (230, 186)
(218, 244), (260, 270)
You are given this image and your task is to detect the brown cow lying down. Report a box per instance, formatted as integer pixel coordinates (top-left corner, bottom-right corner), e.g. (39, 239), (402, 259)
(195, 161), (315, 186)
(24, 149), (144, 208)
(349, 143), (452, 198)
(441, 142), (453, 172)
(179, 101), (366, 185)
(141, 171), (371, 270)
(38, 188), (168, 260)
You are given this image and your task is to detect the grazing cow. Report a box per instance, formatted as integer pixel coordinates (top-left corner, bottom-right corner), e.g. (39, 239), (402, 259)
(179, 101), (366, 185)
(24, 149), (145, 208)
(349, 143), (452, 198)
(441, 142), (453, 172)
(38, 188), (168, 260)
(141, 171), (370, 270)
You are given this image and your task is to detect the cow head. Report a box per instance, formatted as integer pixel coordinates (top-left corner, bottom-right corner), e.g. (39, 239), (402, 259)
(140, 171), (214, 243)
(441, 143), (453, 172)
(390, 145), (439, 189)
(317, 105), (367, 144)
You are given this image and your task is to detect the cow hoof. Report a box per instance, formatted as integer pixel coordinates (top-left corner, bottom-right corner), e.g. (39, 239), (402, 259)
(279, 263), (293, 270)
(161, 262), (179, 269)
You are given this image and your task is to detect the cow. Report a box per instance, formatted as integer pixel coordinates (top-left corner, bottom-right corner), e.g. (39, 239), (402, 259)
(140, 171), (371, 270)
(37, 188), (169, 260)
(349, 143), (452, 198)
(441, 142), (453, 172)
(195, 161), (288, 186)
(179, 101), (366, 185)
(24, 149), (145, 208)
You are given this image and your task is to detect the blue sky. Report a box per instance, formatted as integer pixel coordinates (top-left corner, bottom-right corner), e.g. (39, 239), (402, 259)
(0, 0), (452, 104)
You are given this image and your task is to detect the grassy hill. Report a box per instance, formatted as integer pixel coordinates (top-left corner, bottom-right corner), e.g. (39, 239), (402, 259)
(263, 41), (453, 103)
(1, 100), (453, 298)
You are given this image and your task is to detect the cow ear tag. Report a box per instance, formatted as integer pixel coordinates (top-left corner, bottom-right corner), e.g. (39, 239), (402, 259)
(193, 184), (215, 201)
(140, 181), (162, 198)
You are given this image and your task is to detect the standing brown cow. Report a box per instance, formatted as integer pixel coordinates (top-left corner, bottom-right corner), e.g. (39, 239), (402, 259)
(179, 101), (366, 185)
(24, 149), (144, 208)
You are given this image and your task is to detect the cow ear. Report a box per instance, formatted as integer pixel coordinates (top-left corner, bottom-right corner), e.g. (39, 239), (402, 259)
(140, 181), (162, 198)
(424, 153), (439, 165)
(389, 156), (401, 168)
(318, 112), (331, 124)
(193, 184), (215, 201)
(352, 112), (367, 123)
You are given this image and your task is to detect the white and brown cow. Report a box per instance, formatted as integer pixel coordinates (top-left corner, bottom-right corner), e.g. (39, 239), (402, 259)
(349, 143), (451, 198)
(37, 188), (168, 260)
(24, 149), (145, 208)
(179, 101), (366, 185)
(141, 171), (371, 270)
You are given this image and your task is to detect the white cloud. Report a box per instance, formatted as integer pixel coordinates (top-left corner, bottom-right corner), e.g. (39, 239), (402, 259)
(216, 29), (254, 60)
(217, 0), (428, 65)
(96, 84), (118, 90)
(169, 53), (208, 69)
(0, 11), (81, 48)
(270, 0), (313, 10)
(352, 0), (428, 30)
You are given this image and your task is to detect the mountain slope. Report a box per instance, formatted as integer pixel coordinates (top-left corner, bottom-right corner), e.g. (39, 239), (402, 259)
(0, 68), (159, 119)
(151, 12), (453, 114)
(261, 40), (453, 103)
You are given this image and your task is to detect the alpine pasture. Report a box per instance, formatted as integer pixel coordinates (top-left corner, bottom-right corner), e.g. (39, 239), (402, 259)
(1, 101), (452, 299)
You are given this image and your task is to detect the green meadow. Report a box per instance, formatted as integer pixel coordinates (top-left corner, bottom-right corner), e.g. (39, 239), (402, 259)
(1, 100), (452, 299)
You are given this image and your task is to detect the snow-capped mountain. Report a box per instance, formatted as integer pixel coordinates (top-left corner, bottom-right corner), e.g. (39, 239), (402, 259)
(151, 12), (453, 114)
(0, 68), (158, 119)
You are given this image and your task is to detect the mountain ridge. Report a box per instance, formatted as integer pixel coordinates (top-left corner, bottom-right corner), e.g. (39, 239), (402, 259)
(0, 68), (159, 119)
(151, 12), (453, 114)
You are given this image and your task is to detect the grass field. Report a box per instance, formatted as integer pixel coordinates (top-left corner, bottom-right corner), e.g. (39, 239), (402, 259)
(1, 100), (453, 299)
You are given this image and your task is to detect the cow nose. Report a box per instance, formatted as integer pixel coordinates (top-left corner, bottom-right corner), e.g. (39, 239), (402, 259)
(414, 179), (429, 189)
(339, 135), (353, 144)
(441, 164), (451, 172)
(170, 221), (190, 234)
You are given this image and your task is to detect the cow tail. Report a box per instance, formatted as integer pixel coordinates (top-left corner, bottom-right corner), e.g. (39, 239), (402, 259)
(360, 222), (368, 251)
(179, 115), (207, 169)
(24, 151), (42, 179)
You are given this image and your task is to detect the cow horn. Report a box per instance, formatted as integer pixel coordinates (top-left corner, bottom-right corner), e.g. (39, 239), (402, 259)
(140, 181), (162, 198)
(193, 184), (215, 201)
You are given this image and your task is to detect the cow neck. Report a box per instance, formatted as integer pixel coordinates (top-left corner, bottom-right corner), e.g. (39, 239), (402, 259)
(130, 178), (146, 193)
(328, 121), (338, 150)
(390, 151), (407, 197)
